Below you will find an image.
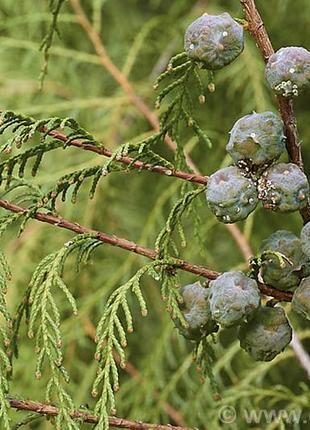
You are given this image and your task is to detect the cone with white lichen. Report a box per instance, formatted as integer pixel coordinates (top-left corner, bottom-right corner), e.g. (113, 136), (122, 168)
(257, 163), (309, 213)
(265, 47), (310, 97)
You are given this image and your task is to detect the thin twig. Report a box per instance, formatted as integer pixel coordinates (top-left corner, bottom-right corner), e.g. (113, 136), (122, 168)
(69, 0), (253, 261)
(240, 0), (310, 223)
(0, 198), (292, 301)
(45, 128), (208, 185)
(8, 398), (191, 430)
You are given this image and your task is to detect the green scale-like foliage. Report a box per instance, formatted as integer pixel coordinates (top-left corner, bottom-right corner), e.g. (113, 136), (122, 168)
(17, 234), (103, 429)
(0, 250), (12, 430)
(0, 110), (177, 217)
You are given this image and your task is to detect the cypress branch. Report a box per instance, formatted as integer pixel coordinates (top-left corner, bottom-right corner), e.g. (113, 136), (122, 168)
(0, 110), (209, 186)
(0, 198), (293, 302)
(22, 234), (102, 429)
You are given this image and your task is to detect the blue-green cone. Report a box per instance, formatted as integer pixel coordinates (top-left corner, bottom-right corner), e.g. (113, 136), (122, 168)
(184, 12), (244, 70)
(260, 230), (310, 291)
(208, 271), (260, 328)
(226, 111), (285, 171)
(175, 282), (218, 341)
(206, 166), (258, 223)
(292, 276), (310, 321)
(265, 47), (310, 97)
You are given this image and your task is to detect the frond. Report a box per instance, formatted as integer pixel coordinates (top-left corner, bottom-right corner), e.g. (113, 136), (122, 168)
(0, 212), (21, 429)
(24, 234), (102, 430)
(92, 263), (154, 429)
(154, 52), (214, 169)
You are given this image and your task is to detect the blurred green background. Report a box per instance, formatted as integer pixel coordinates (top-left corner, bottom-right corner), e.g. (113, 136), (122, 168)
(0, 0), (310, 428)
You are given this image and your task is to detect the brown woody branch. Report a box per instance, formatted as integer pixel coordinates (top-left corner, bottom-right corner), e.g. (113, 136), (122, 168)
(45, 128), (208, 185)
(8, 398), (191, 430)
(240, 0), (310, 223)
(0, 198), (292, 301)
(0, 108), (207, 186)
(39, 120), (251, 260)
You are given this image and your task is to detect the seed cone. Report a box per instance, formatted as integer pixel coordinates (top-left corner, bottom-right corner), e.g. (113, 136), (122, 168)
(184, 13), (244, 70)
(239, 306), (292, 362)
(265, 47), (310, 97)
